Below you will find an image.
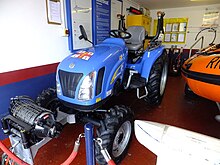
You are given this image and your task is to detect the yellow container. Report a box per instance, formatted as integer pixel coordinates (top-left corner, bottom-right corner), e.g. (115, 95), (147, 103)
(126, 15), (151, 49)
(126, 15), (151, 32)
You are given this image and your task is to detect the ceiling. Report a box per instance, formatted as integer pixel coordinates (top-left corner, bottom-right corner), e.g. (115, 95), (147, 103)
(133, 0), (220, 10)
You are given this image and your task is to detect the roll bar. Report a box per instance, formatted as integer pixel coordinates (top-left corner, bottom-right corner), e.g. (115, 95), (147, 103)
(147, 11), (165, 43)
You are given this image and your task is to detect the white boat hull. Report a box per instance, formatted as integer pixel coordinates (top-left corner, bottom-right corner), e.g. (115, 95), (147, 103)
(135, 120), (220, 165)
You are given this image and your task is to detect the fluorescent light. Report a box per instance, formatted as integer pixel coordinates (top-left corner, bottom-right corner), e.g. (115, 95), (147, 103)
(190, 0), (208, 1)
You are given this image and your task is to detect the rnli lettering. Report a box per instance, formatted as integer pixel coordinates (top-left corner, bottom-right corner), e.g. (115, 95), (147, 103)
(206, 57), (220, 69)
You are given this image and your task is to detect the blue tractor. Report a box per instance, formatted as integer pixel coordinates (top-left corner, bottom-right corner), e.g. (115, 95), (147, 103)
(55, 11), (167, 108)
(1, 12), (167, 165)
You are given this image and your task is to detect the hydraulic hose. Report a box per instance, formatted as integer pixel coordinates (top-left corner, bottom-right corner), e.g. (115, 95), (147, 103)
(0, 139), (79, 165)
(61, 139), (80, 165)
(60, 149), (78, 165)
(0, 141), (29, 165)
(0, 136), (116, 165)
(107, 159), (116, 165)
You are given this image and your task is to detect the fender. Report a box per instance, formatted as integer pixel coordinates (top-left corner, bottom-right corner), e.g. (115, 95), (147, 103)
(126, 46), (165, 80)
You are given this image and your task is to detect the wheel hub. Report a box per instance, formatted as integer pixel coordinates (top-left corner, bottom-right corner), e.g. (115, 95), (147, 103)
(112, 121), (132, 157)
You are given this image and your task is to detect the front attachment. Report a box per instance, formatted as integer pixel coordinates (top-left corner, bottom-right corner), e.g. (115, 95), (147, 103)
(1, 96), (62, 164)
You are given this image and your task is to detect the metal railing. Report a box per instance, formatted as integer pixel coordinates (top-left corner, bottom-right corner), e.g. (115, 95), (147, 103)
(189, 36), (204, 58)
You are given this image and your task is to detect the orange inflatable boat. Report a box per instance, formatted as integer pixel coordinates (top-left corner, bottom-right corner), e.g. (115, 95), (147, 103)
(181, 44), (220, 102)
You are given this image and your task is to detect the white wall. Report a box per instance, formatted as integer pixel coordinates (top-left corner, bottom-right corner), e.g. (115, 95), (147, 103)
(123, 0), (140, 16)
(151, 4), (220, 49)
(0, 0), (69, 73)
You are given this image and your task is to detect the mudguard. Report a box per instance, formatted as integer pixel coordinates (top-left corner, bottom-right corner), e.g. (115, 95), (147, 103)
(127, 46), (165, 80)
(56, 38), (128, 110)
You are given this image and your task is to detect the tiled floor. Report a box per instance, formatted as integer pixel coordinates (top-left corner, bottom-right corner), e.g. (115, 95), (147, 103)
(33, 76), (220, 164)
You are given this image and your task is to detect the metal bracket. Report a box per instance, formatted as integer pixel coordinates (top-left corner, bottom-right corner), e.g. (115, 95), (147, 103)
(124, 70), (138, 89)
(137, 87), (148, 99)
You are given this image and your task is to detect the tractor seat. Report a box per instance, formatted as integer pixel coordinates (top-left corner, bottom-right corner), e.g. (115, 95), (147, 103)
(125, 26), (146, 51)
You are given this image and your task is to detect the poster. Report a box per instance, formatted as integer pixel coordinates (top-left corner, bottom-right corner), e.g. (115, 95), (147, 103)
(46, 0), (62, 24)
(94, 0), (111, 44)
(172, 23), (179, 32)
(178, 33), (185, 42)
(202, 11), (219, 27)
(165, 24), (172, 32)
(164, 33), (171, 42)
(179, 22), (187, 32)
(171, 33), (177, 42)
(71, 0), (92, 49)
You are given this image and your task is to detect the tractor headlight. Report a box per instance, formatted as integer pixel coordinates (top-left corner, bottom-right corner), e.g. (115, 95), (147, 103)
(56, 81), (61, 95)
(78, 71), (96, 101)
(56, 74), (61, 95)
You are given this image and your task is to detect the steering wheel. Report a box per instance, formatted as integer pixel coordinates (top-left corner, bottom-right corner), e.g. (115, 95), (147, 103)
(110, 30), (131, 39)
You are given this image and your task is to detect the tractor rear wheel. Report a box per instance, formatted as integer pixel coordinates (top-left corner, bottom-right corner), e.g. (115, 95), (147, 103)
(95, 105), (134, 165)
(144, 52), (168, 106)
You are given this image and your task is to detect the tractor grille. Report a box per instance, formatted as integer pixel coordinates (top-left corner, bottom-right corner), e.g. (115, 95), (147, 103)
(58, 70), (83, 98)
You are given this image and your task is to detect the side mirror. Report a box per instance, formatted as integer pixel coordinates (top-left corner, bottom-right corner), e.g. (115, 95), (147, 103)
(79, 25), (88, 41)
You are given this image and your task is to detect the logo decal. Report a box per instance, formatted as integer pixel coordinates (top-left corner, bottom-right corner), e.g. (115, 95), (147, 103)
(69, 63), (75, 69)
(96, 97), (101, 103)
(206, 56), (220, 69)
(110, 63), (123, 84)
(71, 51), (94, 61)
(119, 55), (123, 61)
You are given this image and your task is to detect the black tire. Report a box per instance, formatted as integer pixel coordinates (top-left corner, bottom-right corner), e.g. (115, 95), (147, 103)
(95, 105), (134, 165)
(36, 88), (61, 117)
(144, 52), (168, 105)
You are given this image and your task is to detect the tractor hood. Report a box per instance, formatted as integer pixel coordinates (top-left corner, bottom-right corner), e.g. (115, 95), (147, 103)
(57, 42), (126, 75)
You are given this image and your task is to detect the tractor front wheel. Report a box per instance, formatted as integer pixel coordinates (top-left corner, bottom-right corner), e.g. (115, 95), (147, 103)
(95, 105), (134, 165)
(144, 52), (168, 106)
(36, 88), (62, 118)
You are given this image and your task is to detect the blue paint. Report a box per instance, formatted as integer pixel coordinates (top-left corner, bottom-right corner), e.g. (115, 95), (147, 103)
(92, 0), (96, 44)
(65, 0), (73, 52)
(0, 73), (56, 139)
(127, 46), (165, 79)
(84, 123), (95, 165)
(57, 38), (127, 107)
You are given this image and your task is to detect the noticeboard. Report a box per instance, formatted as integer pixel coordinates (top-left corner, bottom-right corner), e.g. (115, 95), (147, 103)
(93, 0), (111, 44)
(154, 18), (188, 44)
(65, 0), (111, 51)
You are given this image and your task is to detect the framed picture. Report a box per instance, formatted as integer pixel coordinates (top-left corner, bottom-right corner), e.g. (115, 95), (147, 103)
(179, 22), (187, 32)
(172, 23), (179, 32)
(46, 0), (62, 25)
(165, 24), (172, 32)
(178, 33), (185, 42)
(171, 33), (177, 42)
(164, 33), (171, 42)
